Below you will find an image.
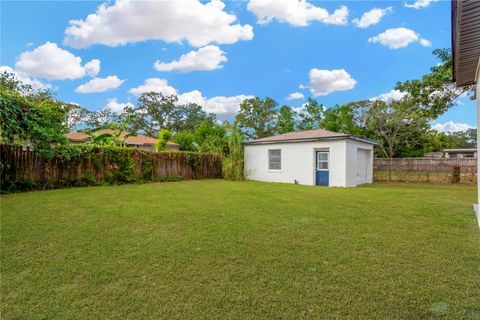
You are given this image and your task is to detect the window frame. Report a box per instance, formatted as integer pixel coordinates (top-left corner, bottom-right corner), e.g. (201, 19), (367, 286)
(316, 151), (329, 171)
(268, 149), (282, 171)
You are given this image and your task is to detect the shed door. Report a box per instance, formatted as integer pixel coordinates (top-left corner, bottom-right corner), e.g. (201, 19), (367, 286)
(356, 149), (368, 185)
(315, 151), (329, 186)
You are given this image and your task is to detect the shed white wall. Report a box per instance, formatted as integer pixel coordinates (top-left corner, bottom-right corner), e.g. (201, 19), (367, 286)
(244, 139), (374, 187)
(346, 140), (374, 186)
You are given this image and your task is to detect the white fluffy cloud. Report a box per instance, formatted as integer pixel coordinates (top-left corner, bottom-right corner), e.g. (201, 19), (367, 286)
(178, 92), (254, 118)
(154, 45), (227, 73)
(75, 75), (125, 93)
(286, 92), (305, 100)
(0, 65), (51, 91)
(247, 0), (348, 26)
(323, 6), (349, 25)
(64, 0), (253, 48)
(352, 7), (392, 28)
(368, 27), (431, 49)
(431, 121), (474, 133)
(129, 78), (252, 119)
(105, 98), (133, 114)
(85, 60), (101, 77)
(404, 0), (438, 9)
(128, 78), (178, 97)
(370, 89), (406, 102)
(15, 42), (100, 80)
(301, 68), (356, 96)
(419, 38), (432, 47)
(203, 95), (254, 118)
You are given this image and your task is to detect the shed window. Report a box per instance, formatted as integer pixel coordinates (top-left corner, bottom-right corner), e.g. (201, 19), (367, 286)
(316, 151), (329, 170)
(268, 149), (281, 170)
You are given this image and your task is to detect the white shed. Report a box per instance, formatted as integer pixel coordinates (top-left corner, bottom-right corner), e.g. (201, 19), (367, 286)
(243, 128), (375, 187)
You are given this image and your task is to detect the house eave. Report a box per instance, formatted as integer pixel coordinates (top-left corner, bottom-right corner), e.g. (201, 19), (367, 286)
(243, 136), (377, 146)
(452, 0), (480, 87)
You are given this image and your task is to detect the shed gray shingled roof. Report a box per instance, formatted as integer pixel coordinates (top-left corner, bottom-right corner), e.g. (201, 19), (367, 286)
(244, 128), (374, 144)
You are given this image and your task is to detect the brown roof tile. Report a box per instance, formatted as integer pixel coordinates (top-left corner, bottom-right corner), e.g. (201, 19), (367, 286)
(246, 128), (349, 144)
(64, 129), (180, 146)
(65, 132), (89, 141)
(245, 128), (376, 144)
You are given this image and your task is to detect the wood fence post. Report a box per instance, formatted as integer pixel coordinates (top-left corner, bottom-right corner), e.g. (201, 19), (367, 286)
(389, 157), (392, 182)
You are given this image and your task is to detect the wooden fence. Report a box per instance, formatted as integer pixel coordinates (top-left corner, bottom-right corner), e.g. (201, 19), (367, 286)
(0, 145), (223, 192)
(373, 157), (477, 184)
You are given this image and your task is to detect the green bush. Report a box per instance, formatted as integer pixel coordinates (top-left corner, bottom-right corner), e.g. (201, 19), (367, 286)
(156, 129), (172, 151)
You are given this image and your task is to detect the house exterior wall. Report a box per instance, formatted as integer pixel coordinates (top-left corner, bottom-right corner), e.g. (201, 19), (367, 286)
(244, 139), (374, 187)
(135, 145), (156, 152)
(130, 144), (180, 152)
(166, 144), (181, 151)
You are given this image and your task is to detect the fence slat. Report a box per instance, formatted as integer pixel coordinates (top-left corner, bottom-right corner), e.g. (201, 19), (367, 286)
(373, 157), (477, 184)
(1, 145), (223, 191)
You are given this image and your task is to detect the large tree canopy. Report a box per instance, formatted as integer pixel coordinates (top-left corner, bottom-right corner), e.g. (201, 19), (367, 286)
(395, 48), (474, 119)
(297, 98), (325, 131)
(276, 105), (296, 134)
(126, 92), (215, 136)
(235, 97), (279, 139)
(0, 71), (69, 158)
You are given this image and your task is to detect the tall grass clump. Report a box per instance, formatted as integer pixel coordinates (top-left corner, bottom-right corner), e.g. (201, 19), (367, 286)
(222, 127), (244, 181)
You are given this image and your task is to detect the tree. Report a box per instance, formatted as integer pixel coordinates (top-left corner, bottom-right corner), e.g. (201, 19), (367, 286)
(361, 99), (430, 158)
(396, 48), (474, 119)
(88, 115), (136, 147)
(194, 120), (227, 153)
(0, 71), (68, 158)
(463, 128), (477, 148)
(296, 98), (324, 130)
(320, 103), (364, 136)
(83, 107), (125, 129)
(235, 97), (279, 139)
(427, 128), (477, 151)
(178, 103), (216, 133)
(64, 103), (91, 132)
(172, 121), (228, 153)
(173, 131), (197, 151)
(276, 105), (296, 134)
(127, 92), (215, 137)
(156, 129), (173, 151)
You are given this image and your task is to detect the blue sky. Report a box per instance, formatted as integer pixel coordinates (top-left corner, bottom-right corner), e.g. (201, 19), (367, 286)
(1, 0), (476, 132)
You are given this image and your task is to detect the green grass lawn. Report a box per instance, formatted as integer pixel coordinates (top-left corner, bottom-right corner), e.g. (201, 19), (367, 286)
(2, 181), (479, 319)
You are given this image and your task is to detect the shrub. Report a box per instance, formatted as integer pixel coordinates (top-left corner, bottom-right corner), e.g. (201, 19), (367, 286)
(173, 131), (197, 151)
(156, 129), (172, 151)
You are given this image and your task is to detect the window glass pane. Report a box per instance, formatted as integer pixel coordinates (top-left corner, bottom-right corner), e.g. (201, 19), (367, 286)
(268, 149), (281, 170)
(317, 161), (328, 170)
(318, 152), (328, 161)
(269, 161), (281, 170)
(270, 150), (281, 157)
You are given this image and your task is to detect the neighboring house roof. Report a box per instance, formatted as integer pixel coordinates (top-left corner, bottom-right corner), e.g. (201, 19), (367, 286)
(243, 128), (375, 145)
(65, 129), (180, 146)
(65, 132), (89, 142)
(452, 0), (480, 86)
